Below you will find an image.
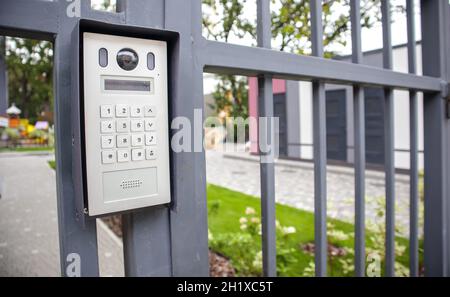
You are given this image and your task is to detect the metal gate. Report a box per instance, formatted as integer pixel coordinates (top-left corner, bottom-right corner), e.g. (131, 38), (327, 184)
(0, 0), (449, 277)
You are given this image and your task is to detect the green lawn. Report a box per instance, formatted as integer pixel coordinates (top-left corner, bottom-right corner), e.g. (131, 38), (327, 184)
(42, 163), (418, 276)
(207, 184), (416, 277)
(48, 160), (56, 170)
(0, 146), (53, 153)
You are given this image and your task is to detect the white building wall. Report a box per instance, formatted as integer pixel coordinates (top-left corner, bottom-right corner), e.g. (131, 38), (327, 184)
(297, 44), (424, 170)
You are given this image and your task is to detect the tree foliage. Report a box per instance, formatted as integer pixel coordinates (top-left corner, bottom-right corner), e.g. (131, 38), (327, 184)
(202, 0), (388, 118)
(6, 38), (53, 123)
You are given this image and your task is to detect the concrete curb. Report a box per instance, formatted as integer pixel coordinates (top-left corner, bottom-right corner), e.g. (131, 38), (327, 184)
(222, 152), (411, 183)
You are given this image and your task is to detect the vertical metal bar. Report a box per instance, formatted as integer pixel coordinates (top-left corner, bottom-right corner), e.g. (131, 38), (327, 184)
(381, 0), (396, 277)
(166, 0), (209, 276)
(310, 0), (327, 277)
(406, 0), (419, 277)
(0, 36), (8, 115)
(421, 0), (448, 277)
(350, 0), (366, 277)
(257, 0), (277, 277)
(447, 0), (450, 278)
(119, 0), (172, 277)
(54, 1), (99, 276)
(116, 0), (164, 28)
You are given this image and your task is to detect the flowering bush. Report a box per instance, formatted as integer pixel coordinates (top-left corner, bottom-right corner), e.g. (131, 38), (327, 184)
(302, 196), (412, 277)
(209, 206), (298, 276)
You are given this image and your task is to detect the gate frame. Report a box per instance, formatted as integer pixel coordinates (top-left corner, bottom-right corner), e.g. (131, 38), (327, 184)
(0, 0), (449, 277)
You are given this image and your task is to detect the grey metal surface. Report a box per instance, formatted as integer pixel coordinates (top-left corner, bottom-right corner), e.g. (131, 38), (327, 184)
(310, 0), (327, 277)
(202, 41), (442, 92)
(350, 0), (366, 277)
(0, 0), (58, 40)
(166, 0), (209, 276)
(406, 0), (419, 278)
(54, 1), (100, 276)
(421, 0), (448, 277)
(381, 0), (396, 277)
(0, 36), (7, 116)
(257, 0), (277, 277)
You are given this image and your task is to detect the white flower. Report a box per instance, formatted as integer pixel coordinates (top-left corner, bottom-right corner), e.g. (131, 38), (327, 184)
(275, 220), (281, 229)
(240, 224), (248, 231)
(245, 207), (256, 215)
(239, 217), (248, 224)
(282, 226), (296, 235)
(250, 217), (260, 224)
(252, 251), (263, 268)
(329, 230), (349, 241)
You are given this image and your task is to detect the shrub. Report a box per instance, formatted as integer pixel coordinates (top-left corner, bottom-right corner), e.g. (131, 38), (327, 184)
(209, 207), (298, 276)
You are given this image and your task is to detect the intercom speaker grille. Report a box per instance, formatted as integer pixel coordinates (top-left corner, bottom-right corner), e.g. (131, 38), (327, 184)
(120, 179), (143, 190)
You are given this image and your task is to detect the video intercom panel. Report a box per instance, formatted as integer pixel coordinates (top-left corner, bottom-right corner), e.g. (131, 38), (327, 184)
(80, 32), (171, 216)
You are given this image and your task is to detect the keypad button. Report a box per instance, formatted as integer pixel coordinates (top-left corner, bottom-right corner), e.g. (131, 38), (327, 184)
(100, 105), (114, 118)
(101, 135), (115, 149)
(145, 119), (156, 131)
(132, 149), (145, 161)
(145, 132), (157, 146)
(131, 106), (143, 118)
(131, 120), (144, 132)
(117, 150), (130, 162)
(131, 134), (145, 147)
(101, 120), (115, 133)
(116, 104), (129, 117)
(144, 106), (157, 117)
(116, 120), (129, 133)
(101, 150), (115, 164)
(117, 135), (130, 148)
(146, 148), (157, 160)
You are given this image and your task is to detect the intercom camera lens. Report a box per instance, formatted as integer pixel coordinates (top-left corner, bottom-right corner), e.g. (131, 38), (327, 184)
(117, 48), (139, 71)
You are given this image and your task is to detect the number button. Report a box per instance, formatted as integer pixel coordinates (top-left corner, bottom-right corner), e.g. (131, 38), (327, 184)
(117, 120), (129, 133)
(101, 151), (115, 164)
(101, 135), (115, 149)
(117, 150), (130, 162)
(145, 132), (157, 146)
(131, 120), (144, 132)
(132, 149), (145, 161)
(100, 105), (114, 118)
(117, 135), (130, 148)
(145, 119), (156, 131)
(144, 106), (157, 117)
(146, 148), (157, 160)
(116, 104), (129, 117)
(101, 120), (115, 133)
(131, 134), (145, 147)
(131, 106), (143, 117)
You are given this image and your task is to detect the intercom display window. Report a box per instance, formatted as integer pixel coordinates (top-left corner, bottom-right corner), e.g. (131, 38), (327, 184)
(82, 32), (171, 216)
(103, 77), (153, 92)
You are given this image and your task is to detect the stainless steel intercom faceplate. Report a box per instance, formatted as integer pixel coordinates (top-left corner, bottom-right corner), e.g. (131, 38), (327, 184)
(81, 33), (171, 216)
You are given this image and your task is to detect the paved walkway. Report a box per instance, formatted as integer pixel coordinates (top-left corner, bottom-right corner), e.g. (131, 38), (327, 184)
(206, 146), (414, 235)
(0, 152), (124, 277)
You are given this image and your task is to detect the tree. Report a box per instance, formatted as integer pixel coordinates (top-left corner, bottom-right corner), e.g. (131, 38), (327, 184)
(202, 0), (395, 119)
(6, 38), (53, 123)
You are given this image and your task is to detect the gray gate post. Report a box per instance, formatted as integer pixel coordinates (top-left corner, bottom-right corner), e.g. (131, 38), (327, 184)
(421, 0), (449, 277)
(54, 0), (100, 277)
(165, 0), (210, 276)
(0, 36), (7, 115)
